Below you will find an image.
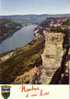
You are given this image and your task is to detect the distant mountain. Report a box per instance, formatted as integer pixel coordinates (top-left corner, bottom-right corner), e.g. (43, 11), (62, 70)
(0, 14), (70, 25)
(0, 14), (48, 24)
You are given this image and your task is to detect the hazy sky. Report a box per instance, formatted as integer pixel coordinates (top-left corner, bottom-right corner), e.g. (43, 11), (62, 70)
(0, 0), (70, 15)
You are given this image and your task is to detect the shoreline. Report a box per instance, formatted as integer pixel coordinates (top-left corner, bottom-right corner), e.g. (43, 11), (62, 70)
(0, 29), (45, 83)
(0, 24), (37, 54)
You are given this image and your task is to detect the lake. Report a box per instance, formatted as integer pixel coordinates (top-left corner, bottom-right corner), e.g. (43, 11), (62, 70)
(0, 25), (36, 53)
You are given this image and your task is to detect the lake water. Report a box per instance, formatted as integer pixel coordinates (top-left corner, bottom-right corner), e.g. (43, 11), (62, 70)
(0, 25), (36, 53)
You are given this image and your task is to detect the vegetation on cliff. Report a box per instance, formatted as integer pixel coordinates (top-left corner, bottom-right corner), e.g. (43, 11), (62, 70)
(0, 33), (45, 83)
(0, 19), (22, 43)
(0, 17), (70, 84)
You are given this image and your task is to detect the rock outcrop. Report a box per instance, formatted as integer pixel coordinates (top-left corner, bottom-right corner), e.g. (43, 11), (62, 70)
(39, 31), (69, 84)
(0, 17), (70, 84)
(40, 32), (64, 84)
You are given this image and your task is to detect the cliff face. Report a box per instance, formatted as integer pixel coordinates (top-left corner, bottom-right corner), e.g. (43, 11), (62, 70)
(35, 17), (70, 84)
(0, 17), (70, 84)
(14, 30), (69, 84)
(40, 31), (65, 84)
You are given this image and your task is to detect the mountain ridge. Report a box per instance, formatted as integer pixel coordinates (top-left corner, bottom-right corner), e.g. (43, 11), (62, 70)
(0, 14), (70, 24)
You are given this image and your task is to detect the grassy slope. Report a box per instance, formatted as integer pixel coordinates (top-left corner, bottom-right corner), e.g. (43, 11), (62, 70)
(0, 34), (45, 83)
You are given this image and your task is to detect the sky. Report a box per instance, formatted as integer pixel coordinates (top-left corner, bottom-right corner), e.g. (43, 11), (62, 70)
(0, 0), (70, 15)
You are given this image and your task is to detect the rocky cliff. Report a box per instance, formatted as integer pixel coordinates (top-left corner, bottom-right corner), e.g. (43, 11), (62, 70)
(14, 29), (70, 84)
(0, 17), (70, 84)
(40, 31), (69, 84)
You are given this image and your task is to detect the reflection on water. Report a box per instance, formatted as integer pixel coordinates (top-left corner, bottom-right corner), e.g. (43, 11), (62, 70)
(0, 25), (36, 53)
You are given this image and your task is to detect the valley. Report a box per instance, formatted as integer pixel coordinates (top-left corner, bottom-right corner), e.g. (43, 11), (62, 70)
(0, 15), (70, 84)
